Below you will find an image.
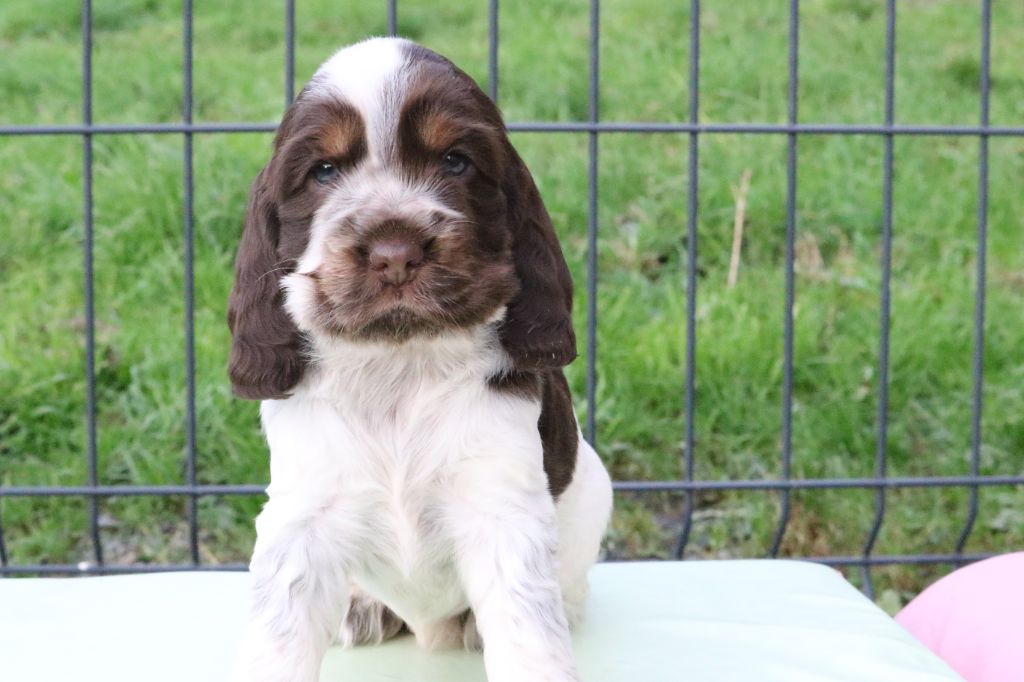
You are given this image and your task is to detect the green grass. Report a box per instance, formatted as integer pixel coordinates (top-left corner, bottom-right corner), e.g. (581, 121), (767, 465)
(1, 0), (1022, 603)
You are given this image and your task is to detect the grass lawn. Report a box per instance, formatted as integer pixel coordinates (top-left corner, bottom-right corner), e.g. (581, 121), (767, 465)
(1, 0), (1022, 604)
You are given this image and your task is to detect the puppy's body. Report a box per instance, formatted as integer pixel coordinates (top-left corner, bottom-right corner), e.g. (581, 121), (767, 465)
(229, 38), (612, 682)
(259, 328), (609, 645)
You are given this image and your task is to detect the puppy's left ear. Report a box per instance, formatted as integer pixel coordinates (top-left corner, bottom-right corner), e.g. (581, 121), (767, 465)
(498, 145), (577, 370)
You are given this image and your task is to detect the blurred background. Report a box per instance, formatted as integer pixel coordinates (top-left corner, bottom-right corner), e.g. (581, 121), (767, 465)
(1, 0), (1022, 609)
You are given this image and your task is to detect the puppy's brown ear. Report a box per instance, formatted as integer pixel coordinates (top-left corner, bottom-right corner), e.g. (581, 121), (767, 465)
(226, 167), (305, 400)
(498, 146), (577, 370)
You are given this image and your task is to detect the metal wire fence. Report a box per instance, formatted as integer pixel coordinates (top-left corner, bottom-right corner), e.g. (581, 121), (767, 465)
(0, 0), (1020, 598)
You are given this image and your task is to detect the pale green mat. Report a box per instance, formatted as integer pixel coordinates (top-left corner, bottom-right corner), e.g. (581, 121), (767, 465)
(0, 561), (962, 681)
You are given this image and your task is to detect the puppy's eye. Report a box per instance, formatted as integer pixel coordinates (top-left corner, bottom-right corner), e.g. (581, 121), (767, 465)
(441, 151), (470, 176)
(312, 161), (338, 185)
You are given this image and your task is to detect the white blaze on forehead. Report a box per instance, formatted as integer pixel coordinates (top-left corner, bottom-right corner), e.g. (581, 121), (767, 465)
(310, 37), (410, 159)
(289, 37), (413, 288)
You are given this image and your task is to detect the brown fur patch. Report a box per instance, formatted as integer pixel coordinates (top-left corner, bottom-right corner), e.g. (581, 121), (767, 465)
(227, 96), (368, 399)
(537, 370), (578, 498)
(401, 45), (578, 370)
(315, 104), (367, 167)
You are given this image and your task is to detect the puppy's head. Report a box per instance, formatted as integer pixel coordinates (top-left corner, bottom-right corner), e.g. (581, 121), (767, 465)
(227, 38), (576, 400)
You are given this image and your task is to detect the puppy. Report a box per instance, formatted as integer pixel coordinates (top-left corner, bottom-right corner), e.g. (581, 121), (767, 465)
(227, 37), (612, 682)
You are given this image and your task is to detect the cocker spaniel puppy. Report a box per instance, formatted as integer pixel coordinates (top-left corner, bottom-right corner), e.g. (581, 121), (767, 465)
(227, 37), (612, 682)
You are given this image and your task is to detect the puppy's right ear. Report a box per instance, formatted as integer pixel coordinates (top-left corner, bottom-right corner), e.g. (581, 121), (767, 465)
(227, 167), (305, 400)
(497, 145), (577, 371)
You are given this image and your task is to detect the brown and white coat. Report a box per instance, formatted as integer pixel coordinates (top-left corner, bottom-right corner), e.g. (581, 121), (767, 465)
(227, 37), (612, 682)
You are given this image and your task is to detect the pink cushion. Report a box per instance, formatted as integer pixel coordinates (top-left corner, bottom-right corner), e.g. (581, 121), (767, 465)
(896, 553), (1024, 682)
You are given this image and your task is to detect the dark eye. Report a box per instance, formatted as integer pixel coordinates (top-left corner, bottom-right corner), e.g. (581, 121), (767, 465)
(312, 161), (338, 185)
(441, 151), (470, 176)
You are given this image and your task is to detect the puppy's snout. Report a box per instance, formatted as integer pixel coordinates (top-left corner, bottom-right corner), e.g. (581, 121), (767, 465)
(368, 238), (425, 286)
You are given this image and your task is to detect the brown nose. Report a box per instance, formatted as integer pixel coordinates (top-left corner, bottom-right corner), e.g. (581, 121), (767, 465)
(368, 239), (425, 286)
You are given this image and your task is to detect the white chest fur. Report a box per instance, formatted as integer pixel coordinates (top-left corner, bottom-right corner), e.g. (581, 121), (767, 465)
(257, 326), (544, 628)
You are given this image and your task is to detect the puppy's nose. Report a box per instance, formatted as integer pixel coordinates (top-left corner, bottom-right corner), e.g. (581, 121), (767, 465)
(368, 239), (425, 286)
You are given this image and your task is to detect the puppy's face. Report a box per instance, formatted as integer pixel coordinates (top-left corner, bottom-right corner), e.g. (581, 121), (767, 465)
(275, 42), (519, 341)
(227, 39), (576, 399)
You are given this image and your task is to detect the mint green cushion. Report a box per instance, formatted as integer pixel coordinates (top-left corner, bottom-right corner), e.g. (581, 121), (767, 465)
(0, 561), (962, 681)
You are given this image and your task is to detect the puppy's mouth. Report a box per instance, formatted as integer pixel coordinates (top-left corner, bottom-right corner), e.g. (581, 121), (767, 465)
(353, 306), (447, 342)
(349, 265), (458, 342)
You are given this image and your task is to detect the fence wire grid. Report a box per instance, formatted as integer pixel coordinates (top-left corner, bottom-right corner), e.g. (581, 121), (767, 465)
(1, 0), (1021, 599)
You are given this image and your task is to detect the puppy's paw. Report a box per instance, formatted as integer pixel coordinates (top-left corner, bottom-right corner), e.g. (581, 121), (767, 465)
(336, 592), (406, 648)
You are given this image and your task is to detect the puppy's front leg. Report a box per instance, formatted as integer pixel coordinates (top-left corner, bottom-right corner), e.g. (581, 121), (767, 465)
(450, 464), (580, 682)
(230, 496), (351, 682)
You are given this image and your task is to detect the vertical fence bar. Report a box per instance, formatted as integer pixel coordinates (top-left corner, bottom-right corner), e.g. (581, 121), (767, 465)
(488, 0), (499, 102)
(285, 0), (296, 107)
(956, 0), (991, 558)
(674, 0), (700, 559)
(82, 0), (103, 568)
(183, 0), (199, 566)
(861, 0), (897, 598)
(584, 0), (599, 445)
(387, 0), (397, 37)
(770, 0), (800, 558)
(0, 508), (8, 566)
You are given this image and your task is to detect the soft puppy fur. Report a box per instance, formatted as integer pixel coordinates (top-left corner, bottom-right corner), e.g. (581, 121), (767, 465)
(228, 37), (613, 682)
